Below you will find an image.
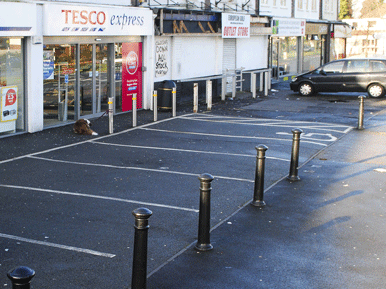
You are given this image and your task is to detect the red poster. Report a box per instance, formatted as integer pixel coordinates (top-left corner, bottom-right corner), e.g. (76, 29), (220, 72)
(122, 42), (142, 112)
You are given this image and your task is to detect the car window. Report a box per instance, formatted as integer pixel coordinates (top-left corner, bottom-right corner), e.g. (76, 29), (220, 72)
(346, 60), (370, 73)
(371, 61), (386, 72)
(322, 61), (344, 74)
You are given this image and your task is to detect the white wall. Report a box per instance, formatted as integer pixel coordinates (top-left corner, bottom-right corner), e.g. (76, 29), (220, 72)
(170, 36), (223, 80)
(236, 36), (268, 69)
(294, 0), (320, 19)
(260, 0), (292, 17)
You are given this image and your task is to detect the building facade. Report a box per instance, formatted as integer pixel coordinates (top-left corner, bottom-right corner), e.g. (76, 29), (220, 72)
(0, 0), (348, 137)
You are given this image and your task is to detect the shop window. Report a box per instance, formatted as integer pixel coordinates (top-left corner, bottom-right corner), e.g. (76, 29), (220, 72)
(0, 38), (24, 136)
(115, 43), (123, 112)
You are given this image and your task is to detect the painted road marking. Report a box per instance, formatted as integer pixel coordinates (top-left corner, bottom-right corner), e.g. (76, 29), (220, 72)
(27, 156), (254, 183)
(0, 233), (116, 258)
(180, 114), (353, 134)
(0, 184), (199, 213)
(139, 127), (328, 146)
(91, 141), (290, 163)
(276, 132), (338, 142)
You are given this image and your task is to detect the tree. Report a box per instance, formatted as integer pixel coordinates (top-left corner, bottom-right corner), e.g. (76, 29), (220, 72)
(360, 0), (385, 18)
(339, 0), (353, 19)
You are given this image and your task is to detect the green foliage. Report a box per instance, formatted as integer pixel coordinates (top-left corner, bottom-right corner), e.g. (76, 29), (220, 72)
(339, 0), (352, 19)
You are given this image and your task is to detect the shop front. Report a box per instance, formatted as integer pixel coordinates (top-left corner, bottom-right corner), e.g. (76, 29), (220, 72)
(42, 3), (152, 127)
(331, 23), (352, 60)
(270, 18), (305, 79)
(0, 2), (36, 136)
(303, 22), (329, 72)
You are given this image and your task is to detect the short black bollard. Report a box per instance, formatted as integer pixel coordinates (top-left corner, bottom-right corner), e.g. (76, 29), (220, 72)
(287, 128), (303, 182)
(195, 173), (214, 251)
(358, 95), (366, 130)
(7, 266), (35, 289)
(251, 145), (269, 207)
(131, 207), (152, 289)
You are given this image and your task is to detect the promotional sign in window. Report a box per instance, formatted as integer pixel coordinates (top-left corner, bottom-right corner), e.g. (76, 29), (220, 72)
(43, 4), (153, 36)
(222, 13), (250, 38)
(1, 86), (18, 122)
(155, 39), (169, 78)
(43, 51), (55, 80)
(122, 42), (142, 112)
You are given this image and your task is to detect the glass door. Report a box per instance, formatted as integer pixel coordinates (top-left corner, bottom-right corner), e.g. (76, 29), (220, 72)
(80, 44), (93, 116)
(95, 44), (109, 113)
(43, 44), (76, 126)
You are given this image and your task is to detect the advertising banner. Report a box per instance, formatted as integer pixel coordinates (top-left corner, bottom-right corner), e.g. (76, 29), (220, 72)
(222, 13), (250, 38)
(122, 42), (142, 112)
(43, 51), (55, 80)
(43, 4), (153, 36)
(1, 86), (18, 122)
(272, 18), (305, 36)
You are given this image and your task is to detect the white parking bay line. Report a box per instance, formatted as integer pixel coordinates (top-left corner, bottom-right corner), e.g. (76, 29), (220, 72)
(0, 233), (116, 258)
(0, 184), (199, 213)
(27, 156), (254, 183)
(139, 127), (328, 146)
(92, 141), (290, 163)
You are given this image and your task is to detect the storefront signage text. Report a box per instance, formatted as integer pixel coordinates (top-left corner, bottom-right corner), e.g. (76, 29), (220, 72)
(43, 4), (152, 36)
(272, 18), (305, 36)
(222, 13), (250, 38)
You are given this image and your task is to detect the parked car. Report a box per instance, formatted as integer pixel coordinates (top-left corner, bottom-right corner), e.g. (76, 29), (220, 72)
(290, 58), (386, 98)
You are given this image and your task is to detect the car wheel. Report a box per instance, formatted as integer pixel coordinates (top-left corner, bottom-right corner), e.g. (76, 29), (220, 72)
(368, 84), (385, 98)
(298, 82), (314, 96)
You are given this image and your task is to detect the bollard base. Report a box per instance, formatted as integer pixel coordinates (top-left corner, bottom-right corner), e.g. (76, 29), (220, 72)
(287, 175), (301, 182)
(251, 200), (266, 207)
(195, 243), (213, 251)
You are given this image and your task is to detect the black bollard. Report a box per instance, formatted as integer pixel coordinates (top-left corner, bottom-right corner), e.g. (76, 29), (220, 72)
(7, 266), (35, 289)
(287, 128), (303, 182)
(131, 207), (152, 289)
(358, 95), (366, 130)
(195, 173), (214, 251)
(251, 145), (269, 207)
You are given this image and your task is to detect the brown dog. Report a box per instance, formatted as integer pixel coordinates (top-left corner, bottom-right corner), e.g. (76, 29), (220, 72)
(73, 119), (98, 136)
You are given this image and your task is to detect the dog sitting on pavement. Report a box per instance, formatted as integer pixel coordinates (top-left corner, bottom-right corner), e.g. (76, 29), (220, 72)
(73, 119), (98, 136)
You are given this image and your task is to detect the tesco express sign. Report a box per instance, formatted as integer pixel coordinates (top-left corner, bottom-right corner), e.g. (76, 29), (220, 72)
(43, 4), (152, 36)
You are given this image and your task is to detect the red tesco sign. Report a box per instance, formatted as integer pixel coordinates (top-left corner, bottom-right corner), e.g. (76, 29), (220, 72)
(61, 10), (106, 25)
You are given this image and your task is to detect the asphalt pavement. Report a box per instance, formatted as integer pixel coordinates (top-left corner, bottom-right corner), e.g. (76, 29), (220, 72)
(2, 83), (386, 288)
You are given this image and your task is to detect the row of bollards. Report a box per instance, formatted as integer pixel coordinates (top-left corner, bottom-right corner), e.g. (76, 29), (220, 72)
(252, 128), (303, 207)
(152, 88), (177, 122)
